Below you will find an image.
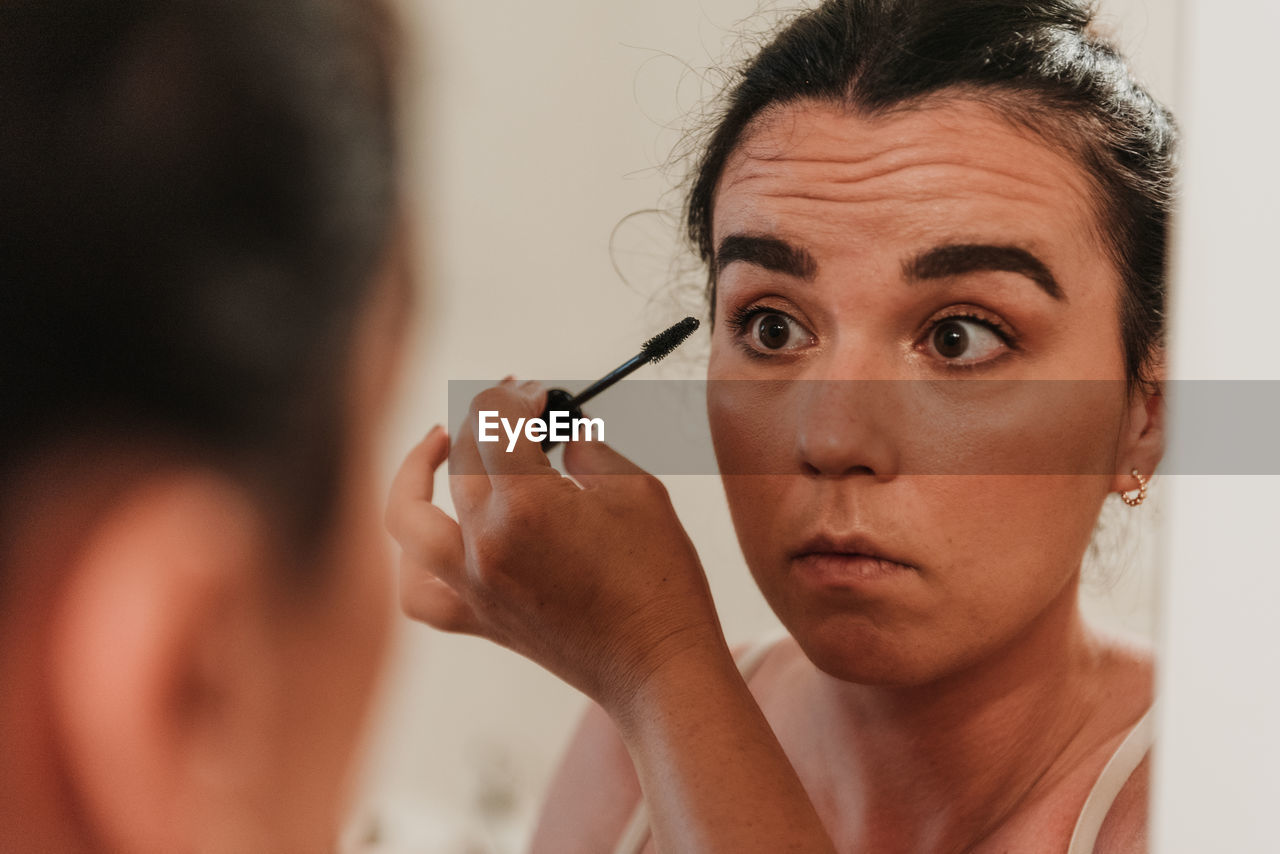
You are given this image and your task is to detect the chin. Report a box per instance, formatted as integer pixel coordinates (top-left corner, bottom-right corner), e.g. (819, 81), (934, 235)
(785, 615), (952, 687)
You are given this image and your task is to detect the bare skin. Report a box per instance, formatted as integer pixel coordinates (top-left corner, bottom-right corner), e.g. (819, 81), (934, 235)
(531, 97), (1162, 854)
(0, 235), (409, 854)
(391, 386), (837, 854)
(533, 634), (1149, 854)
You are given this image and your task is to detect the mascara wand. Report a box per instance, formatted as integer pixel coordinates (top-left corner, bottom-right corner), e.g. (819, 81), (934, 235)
(540, 316), (700, 450)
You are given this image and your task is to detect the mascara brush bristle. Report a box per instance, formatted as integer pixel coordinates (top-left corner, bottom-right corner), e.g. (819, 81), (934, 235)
(641, 316), (700, 362)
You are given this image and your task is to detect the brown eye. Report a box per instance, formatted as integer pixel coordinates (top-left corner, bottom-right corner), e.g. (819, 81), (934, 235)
(927, 317), (1004, 363)
(933, 320), (968, 358)
(729, 306), (814, 356)
(754, 313), (792, 349)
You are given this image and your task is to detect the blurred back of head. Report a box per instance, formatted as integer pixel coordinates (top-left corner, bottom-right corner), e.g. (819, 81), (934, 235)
(0, 1), (404, 850)
(0, 0), (399, 559)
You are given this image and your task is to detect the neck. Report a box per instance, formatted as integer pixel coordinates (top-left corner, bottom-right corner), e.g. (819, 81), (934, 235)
(804, 578), (1125, 853)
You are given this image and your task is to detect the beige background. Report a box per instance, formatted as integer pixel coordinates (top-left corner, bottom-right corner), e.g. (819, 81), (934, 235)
(348, 2), (1179, 851)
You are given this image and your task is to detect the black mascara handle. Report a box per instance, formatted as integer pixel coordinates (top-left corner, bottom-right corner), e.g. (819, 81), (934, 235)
(540, 387), (584, 451)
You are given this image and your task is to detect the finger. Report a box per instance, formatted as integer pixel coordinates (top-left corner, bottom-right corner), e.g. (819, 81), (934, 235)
(390, 473), (472, 599)
(385, 425), (449, 540)
(399, 559), (482, 635)
(448, 399), (492, 512)
(394, 492), (466, 563)
(563, 437), (651, 487)
(470, 383), (560, 479)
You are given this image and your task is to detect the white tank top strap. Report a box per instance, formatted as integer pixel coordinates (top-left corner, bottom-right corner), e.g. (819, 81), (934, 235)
(732, 626), (792, 681)
(609, 629), (791, 854)
(610, 799), (652, 854)
(1067, 703), (1157, 854)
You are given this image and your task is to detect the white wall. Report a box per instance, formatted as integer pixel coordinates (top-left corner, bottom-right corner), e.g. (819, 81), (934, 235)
(1153, 0), (1280, 850)
(348, 3), (1183, 851)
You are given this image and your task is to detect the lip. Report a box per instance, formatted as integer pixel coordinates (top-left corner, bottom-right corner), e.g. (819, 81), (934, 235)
(789, 533), (916, 588)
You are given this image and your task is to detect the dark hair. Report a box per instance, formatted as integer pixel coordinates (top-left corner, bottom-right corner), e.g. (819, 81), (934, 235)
(687, 0), (1176, 389)
(0, 0), (398, 552)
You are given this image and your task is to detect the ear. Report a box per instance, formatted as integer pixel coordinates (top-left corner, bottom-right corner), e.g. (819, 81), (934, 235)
(1111, 373), (1165, 495)
(48, 471), (282, 853)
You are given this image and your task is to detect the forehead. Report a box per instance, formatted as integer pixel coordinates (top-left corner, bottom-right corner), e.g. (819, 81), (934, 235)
(711, 97), (1110, 285)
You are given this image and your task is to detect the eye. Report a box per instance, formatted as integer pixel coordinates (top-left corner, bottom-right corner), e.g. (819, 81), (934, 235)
(925, 316), (1007, 363)
(754, 313), (795, 349)
(729, 307), (814, 355)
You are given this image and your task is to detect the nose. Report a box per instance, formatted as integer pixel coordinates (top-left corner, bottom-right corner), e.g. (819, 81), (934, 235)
(794, 379), (899, 479)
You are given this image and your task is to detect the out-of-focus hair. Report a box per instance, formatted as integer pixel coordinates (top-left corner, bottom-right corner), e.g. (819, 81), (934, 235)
(0, 0), (399, 563)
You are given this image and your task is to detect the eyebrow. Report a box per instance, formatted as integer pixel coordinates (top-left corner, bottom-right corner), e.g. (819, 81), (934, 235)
(904, 244), (1064, 301)
(714, 234), (817, 281)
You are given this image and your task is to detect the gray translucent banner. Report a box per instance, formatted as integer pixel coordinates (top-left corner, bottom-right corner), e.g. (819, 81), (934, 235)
(446, 380), (1280, 475)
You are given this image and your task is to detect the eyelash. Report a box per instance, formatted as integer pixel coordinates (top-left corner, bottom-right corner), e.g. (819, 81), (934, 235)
(724, 303), (1020, 365)
(921, 308), (1019, 368)
(725, 303), (808, 360)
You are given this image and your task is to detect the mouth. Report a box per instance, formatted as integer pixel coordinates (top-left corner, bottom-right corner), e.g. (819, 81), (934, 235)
(789, 534), (916, 586)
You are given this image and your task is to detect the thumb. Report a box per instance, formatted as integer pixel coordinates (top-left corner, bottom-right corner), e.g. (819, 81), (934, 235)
(563, 438), (650, 486)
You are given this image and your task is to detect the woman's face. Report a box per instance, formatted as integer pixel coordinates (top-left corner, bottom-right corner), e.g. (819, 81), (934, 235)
(707, 97), (1148, 685)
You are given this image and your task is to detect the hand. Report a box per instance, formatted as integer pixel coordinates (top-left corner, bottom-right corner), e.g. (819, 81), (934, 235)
(391, 380), (837, 854)
(386, 380), (724, 713)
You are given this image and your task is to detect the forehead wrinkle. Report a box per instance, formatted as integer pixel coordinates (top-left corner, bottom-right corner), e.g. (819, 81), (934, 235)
(724, 97), (1096, 204)
(721, 145), (1090, 207)
(722, 145), (1081, 202)
(727, 177), (1085, 225)
(711, 100), (1118, 296)
(716, 164), (1098, 265)
(736, 182), (1081, 209)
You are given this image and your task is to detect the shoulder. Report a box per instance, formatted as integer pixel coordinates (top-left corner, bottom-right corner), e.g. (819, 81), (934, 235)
(1092, 752), (1150, 854)
(527, 700), (641, 854)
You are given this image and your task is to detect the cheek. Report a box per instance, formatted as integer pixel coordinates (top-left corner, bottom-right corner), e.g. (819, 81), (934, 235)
(707, 380), (798, 568)
(899, 379), (1130, 476)
(707, 378), (795, 474)
(916, 475), (1105, 603)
